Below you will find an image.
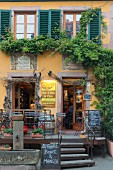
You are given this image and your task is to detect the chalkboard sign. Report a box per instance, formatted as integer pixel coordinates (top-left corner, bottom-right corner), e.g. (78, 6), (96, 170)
(83, 94), (91, 100)
(41, 143), (61, 170)
(88, 110), (101, 127)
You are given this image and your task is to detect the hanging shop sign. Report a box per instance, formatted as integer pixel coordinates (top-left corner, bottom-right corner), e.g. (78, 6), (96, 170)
(83, 94), (91, 100)
(41, 81), (56, 108)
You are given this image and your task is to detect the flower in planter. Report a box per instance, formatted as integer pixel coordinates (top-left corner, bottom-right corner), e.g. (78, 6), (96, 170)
(0, 144), (12, 150)
(3, 126), (13, 135)
(23, 125), (28, 135)
(32, 125), (44, 135)
(3, 125), (29, 136)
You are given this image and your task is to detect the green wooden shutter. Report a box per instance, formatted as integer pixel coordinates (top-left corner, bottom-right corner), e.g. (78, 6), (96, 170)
(88, 10), (101, 44)
(38, 10), (49, 36)
(0, 10), (11, 41)
(50, 10), (61, 39)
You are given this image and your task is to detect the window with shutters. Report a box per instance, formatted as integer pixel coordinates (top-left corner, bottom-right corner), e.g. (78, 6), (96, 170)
(63, 12), (81, 38)
(63, 10), (101, 44)
(14, 11), (36, 39)
(38, 10), (61, 39)
(0, 10), (11, 41)
(88, 10), (101, 44)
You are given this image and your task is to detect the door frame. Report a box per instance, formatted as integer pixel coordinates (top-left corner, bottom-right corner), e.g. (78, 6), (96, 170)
(57, 72), (90, 114)
(7, 72), (39, 110)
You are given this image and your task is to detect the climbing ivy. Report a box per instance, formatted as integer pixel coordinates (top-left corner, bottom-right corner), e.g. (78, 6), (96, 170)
(0, 8), (113, 118)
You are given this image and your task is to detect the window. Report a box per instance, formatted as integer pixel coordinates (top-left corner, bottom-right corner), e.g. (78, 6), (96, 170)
(63, 12), (81, 38)
(63, 10), (101, 44)
(14, 12), (36, 39)
(0, 9), (101, 44)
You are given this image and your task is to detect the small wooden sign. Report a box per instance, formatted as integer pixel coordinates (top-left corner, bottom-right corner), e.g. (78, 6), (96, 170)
(83, 94), (91, 100)
(41, 143), (61, 170)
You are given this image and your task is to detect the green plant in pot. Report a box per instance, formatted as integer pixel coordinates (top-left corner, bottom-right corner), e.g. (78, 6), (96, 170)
(103, 111), (113, 157)
(3, 127), (13, 135)
(32, 126), (44, 138)
(32, 128), (44, 135)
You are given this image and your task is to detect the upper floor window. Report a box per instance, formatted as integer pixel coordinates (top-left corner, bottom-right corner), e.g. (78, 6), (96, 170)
(0, 9), (101, 44)
(63, 12), (81, 38)
(14, 12), (36, 39)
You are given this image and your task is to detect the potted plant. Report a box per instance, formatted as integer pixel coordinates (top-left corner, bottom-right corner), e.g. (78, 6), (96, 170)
(0, 144), (12, 150)
(103, 112), (113, 157)
(3, 126), (13, 137)
(32, 125), (44, 138)
(23, 125), (30, 136)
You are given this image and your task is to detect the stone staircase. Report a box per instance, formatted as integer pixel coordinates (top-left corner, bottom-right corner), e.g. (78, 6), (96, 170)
(61, 142), (95, 169)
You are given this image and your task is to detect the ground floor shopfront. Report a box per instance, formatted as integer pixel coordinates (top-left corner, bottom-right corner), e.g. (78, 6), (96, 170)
(1, 71), (93, 132)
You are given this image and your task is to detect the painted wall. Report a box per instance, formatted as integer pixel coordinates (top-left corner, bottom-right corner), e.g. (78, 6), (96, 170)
(0, 1), (112, 113)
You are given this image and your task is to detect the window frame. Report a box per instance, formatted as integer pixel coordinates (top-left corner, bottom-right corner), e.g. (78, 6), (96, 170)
(63, 11), (82, 38)
(14, 11), (37, 39)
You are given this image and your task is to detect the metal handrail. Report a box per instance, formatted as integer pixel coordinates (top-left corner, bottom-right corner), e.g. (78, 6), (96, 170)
(84, 122), (96, 159)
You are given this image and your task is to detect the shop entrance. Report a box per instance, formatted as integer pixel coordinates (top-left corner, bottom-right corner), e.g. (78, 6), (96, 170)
(12, 82), (35, 109)
(63, 84), (84, 130)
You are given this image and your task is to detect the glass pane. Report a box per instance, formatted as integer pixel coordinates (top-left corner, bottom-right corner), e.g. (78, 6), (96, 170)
(16, 34), (24, 39)
(27, 15), (35, 23)
(27, 24), (34, 33)
(27, 33), (34, 39)
(17, 24), (24, 33)
(76, 14), (81, 33)
(66, 14), (73, 38)
(17, 15), (24, 23)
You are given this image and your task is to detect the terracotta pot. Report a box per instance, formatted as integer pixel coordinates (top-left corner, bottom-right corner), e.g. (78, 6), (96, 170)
(32, 133), (43, 138)
(24, 134), (30, 137)
(107, 139), (113, 157)
(0, 146), (12, 150)
(4, 133), (13, 137)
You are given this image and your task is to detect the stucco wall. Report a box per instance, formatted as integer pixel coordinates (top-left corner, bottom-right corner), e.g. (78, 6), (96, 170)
(0, 1), (112, 112)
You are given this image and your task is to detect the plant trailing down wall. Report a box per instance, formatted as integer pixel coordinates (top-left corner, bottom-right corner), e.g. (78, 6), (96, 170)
(0, 8), (113, 118)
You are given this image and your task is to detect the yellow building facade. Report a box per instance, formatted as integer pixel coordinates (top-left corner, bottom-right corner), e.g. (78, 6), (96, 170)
(0, 0), (112, 130)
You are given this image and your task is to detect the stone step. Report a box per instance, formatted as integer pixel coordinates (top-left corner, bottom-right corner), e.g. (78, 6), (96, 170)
(61, 142), (84, 148)
(61, 159), (95, 168)
(61, 153), (89, 160)
(61, 148), (86, 154)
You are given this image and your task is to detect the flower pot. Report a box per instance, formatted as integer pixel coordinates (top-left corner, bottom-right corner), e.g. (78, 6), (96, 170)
(32, 133), (43, 138)
(4, 133), (13, 137)
(107, 139), (113, 157)
(24, 133), (30, 137)
(0, 147), (12, 151)
(0, 144), (12, 150)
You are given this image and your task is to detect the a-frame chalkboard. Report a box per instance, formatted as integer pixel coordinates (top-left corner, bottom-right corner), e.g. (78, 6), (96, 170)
(41, 143), (61, 170)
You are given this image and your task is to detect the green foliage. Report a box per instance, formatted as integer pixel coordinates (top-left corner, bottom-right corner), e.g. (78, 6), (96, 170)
(5, 144), (10, 148)
(103, 112), (113, 141)
(3, 128), (13, 135)
(32, 128), (44, 134)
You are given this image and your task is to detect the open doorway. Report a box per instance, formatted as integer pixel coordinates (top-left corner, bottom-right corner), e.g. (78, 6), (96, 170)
(12, 82), (35, 109)
(63, 84), (84, 130)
